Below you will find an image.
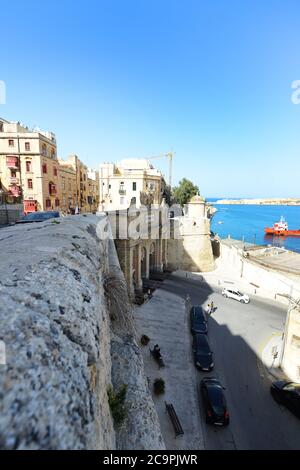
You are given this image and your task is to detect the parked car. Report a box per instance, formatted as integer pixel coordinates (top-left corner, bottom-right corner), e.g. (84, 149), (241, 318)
(270, 381), (300, 419)
(190, 306), (208, 335)
(192, 334), (214, 371)
(200, 377), (229, 426)
(16, 211), (60, 224)
(222, 287), (250, 304)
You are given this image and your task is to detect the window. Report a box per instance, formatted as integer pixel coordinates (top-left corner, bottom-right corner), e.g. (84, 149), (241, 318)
(27, 179), (33, 189)
(51, 148), (55, 158)
(131, 197), (136, 205)
(11, 170), (17, 178)
(42, 163), (47, 174)
(46, 199), (51, 208)
(133, 182), (137, 191)
(26, 161), (31, 172)
(62, 178), (66, 190)
(53, 167), (57, 176)
(0, 122), (3, 132)
(8, 139), (14, 147)
(25, 142), (30, 151)
(42, 144), (47, 156)
(55, 198), (60, 207)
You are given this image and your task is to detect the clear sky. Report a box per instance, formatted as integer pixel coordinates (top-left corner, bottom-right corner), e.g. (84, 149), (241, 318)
(1, 0), (299, 198)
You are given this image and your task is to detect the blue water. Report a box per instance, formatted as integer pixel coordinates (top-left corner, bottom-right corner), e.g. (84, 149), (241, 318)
(208, 200), (300, 254)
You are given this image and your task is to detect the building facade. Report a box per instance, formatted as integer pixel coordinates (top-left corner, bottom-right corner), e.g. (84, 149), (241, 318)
(99, 159), (163, 211)
(58, 160), (77, 213)
(0, 118), (61, 213)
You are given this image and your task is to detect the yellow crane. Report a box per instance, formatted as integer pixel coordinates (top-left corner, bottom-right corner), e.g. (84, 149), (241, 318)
(145, 151), (174, 187)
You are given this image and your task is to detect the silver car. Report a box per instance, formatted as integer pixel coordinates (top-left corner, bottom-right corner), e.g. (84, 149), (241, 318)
(222, 288), (250, 304)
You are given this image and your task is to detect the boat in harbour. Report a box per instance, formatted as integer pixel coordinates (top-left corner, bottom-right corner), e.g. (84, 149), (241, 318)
(264, 216), (300, 237)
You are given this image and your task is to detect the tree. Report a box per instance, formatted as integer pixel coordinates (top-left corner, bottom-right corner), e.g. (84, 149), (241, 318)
(173, 178), (199, 206)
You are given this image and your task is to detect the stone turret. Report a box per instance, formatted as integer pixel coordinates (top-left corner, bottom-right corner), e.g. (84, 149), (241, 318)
(168, 195), (215, 272)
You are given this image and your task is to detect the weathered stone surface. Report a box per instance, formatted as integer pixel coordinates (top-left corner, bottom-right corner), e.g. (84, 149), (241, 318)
(0, 215), (164, 450)
(111, 335), (165, 450)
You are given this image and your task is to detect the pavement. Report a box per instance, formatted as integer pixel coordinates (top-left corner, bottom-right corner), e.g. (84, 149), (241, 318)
(134, 270), (300, 450)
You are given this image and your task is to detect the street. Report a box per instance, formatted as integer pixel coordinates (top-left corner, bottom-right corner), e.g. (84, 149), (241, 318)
(155, 273), (300, 450)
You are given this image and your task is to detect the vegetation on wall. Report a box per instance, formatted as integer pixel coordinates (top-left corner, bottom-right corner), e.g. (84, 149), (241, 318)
(107, 384), (128, 427)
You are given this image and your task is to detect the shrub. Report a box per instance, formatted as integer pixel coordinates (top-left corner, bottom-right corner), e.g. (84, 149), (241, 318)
(140, 334), (150, 346)
(153, 378), (165, 395)
(107, 384), (127, 427)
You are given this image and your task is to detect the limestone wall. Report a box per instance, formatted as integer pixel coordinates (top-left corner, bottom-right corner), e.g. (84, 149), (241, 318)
(168, 217), (215, 272)
(0, 215), (164, 450)
(220, 241), (300, 303)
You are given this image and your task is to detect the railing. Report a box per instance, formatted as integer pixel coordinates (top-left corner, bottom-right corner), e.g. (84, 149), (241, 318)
(119, 189), (126, 195)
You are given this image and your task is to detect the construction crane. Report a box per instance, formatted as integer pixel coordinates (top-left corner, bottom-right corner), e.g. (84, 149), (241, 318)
(146, 152), (174, 187)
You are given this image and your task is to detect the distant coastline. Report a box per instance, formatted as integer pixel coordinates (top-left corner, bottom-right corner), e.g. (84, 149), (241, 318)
(214, 198), (300, 206)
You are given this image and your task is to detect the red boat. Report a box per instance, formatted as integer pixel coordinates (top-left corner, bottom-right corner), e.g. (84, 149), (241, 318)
(265, 216), (300, 236)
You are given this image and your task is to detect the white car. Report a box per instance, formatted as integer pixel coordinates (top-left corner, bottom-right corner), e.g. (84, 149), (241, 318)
(222, 288), (250, 304)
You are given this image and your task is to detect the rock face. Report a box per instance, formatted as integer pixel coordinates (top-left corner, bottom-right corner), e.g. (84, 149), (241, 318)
(0, 215), (164, 450)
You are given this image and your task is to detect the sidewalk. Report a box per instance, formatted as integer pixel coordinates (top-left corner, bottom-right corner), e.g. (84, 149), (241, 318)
(134, 286), (205, 450)
(173, 258), (284, 304)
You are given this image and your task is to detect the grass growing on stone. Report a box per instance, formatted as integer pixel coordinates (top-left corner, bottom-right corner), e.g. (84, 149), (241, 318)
(107, 384), (128, 427)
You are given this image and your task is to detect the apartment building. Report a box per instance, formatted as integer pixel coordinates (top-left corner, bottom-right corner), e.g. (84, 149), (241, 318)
(0, 118), (61, 213)
(99, 159), (163, 211)
(58, 160), (77, 213)
(87, 168), (100, 213)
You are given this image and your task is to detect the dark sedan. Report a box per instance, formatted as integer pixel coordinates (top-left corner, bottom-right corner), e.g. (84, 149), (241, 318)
(271, 381), (300, 419)
(17, 211), (60, 223)
(190, 306), (208, 335)
(192, 334), (214, 371)
(200, 377), (229, 426)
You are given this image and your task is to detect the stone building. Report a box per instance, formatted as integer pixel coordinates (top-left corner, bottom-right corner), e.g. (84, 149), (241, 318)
(99, 159), (163, 211)
(0, 117), (61, 213)
(167, 195), (215, 272)
(87, 168), (100, 213)
(108, 201), (168, 300)
(58, 160), (77, 213)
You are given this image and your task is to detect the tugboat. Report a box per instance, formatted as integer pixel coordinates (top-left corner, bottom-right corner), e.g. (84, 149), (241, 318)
(265, 216), (300, 236)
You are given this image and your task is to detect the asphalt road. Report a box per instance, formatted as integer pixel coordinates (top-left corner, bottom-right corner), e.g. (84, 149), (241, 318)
(160, 274), (300, 450)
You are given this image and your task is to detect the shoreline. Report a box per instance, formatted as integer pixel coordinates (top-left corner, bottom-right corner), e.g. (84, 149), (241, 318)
(214, 198), (300, 205)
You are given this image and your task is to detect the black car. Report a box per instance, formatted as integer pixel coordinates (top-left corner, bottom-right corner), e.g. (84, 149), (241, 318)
(271, 381), (300, 419)
(200, 377), (229, 426)
(190, 306), (208, 335)
(192, 334), (214, 371)
(17, 211), (60, 223)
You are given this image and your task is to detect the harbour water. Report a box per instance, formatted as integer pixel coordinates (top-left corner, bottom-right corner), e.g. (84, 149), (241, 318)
(208, 200), (300, 254)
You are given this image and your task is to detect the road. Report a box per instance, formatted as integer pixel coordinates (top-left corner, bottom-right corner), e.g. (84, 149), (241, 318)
(159, 273), (300, 450)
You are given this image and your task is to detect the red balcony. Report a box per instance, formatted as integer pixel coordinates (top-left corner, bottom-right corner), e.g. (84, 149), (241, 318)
(6, 156), (19, 169)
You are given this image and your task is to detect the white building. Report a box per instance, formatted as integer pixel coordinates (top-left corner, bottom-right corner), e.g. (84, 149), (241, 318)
(99, 159), (163, 211)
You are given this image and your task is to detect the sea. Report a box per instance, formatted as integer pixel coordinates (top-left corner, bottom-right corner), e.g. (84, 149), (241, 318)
(207, 198), (300, 254)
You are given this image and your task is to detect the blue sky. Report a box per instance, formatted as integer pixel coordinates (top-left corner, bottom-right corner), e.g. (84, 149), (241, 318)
(1, 0), (300, 197)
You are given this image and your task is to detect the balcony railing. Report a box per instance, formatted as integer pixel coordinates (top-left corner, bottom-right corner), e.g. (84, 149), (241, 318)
(10, 177), (20, 184)
(119, 189), (126, 195)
